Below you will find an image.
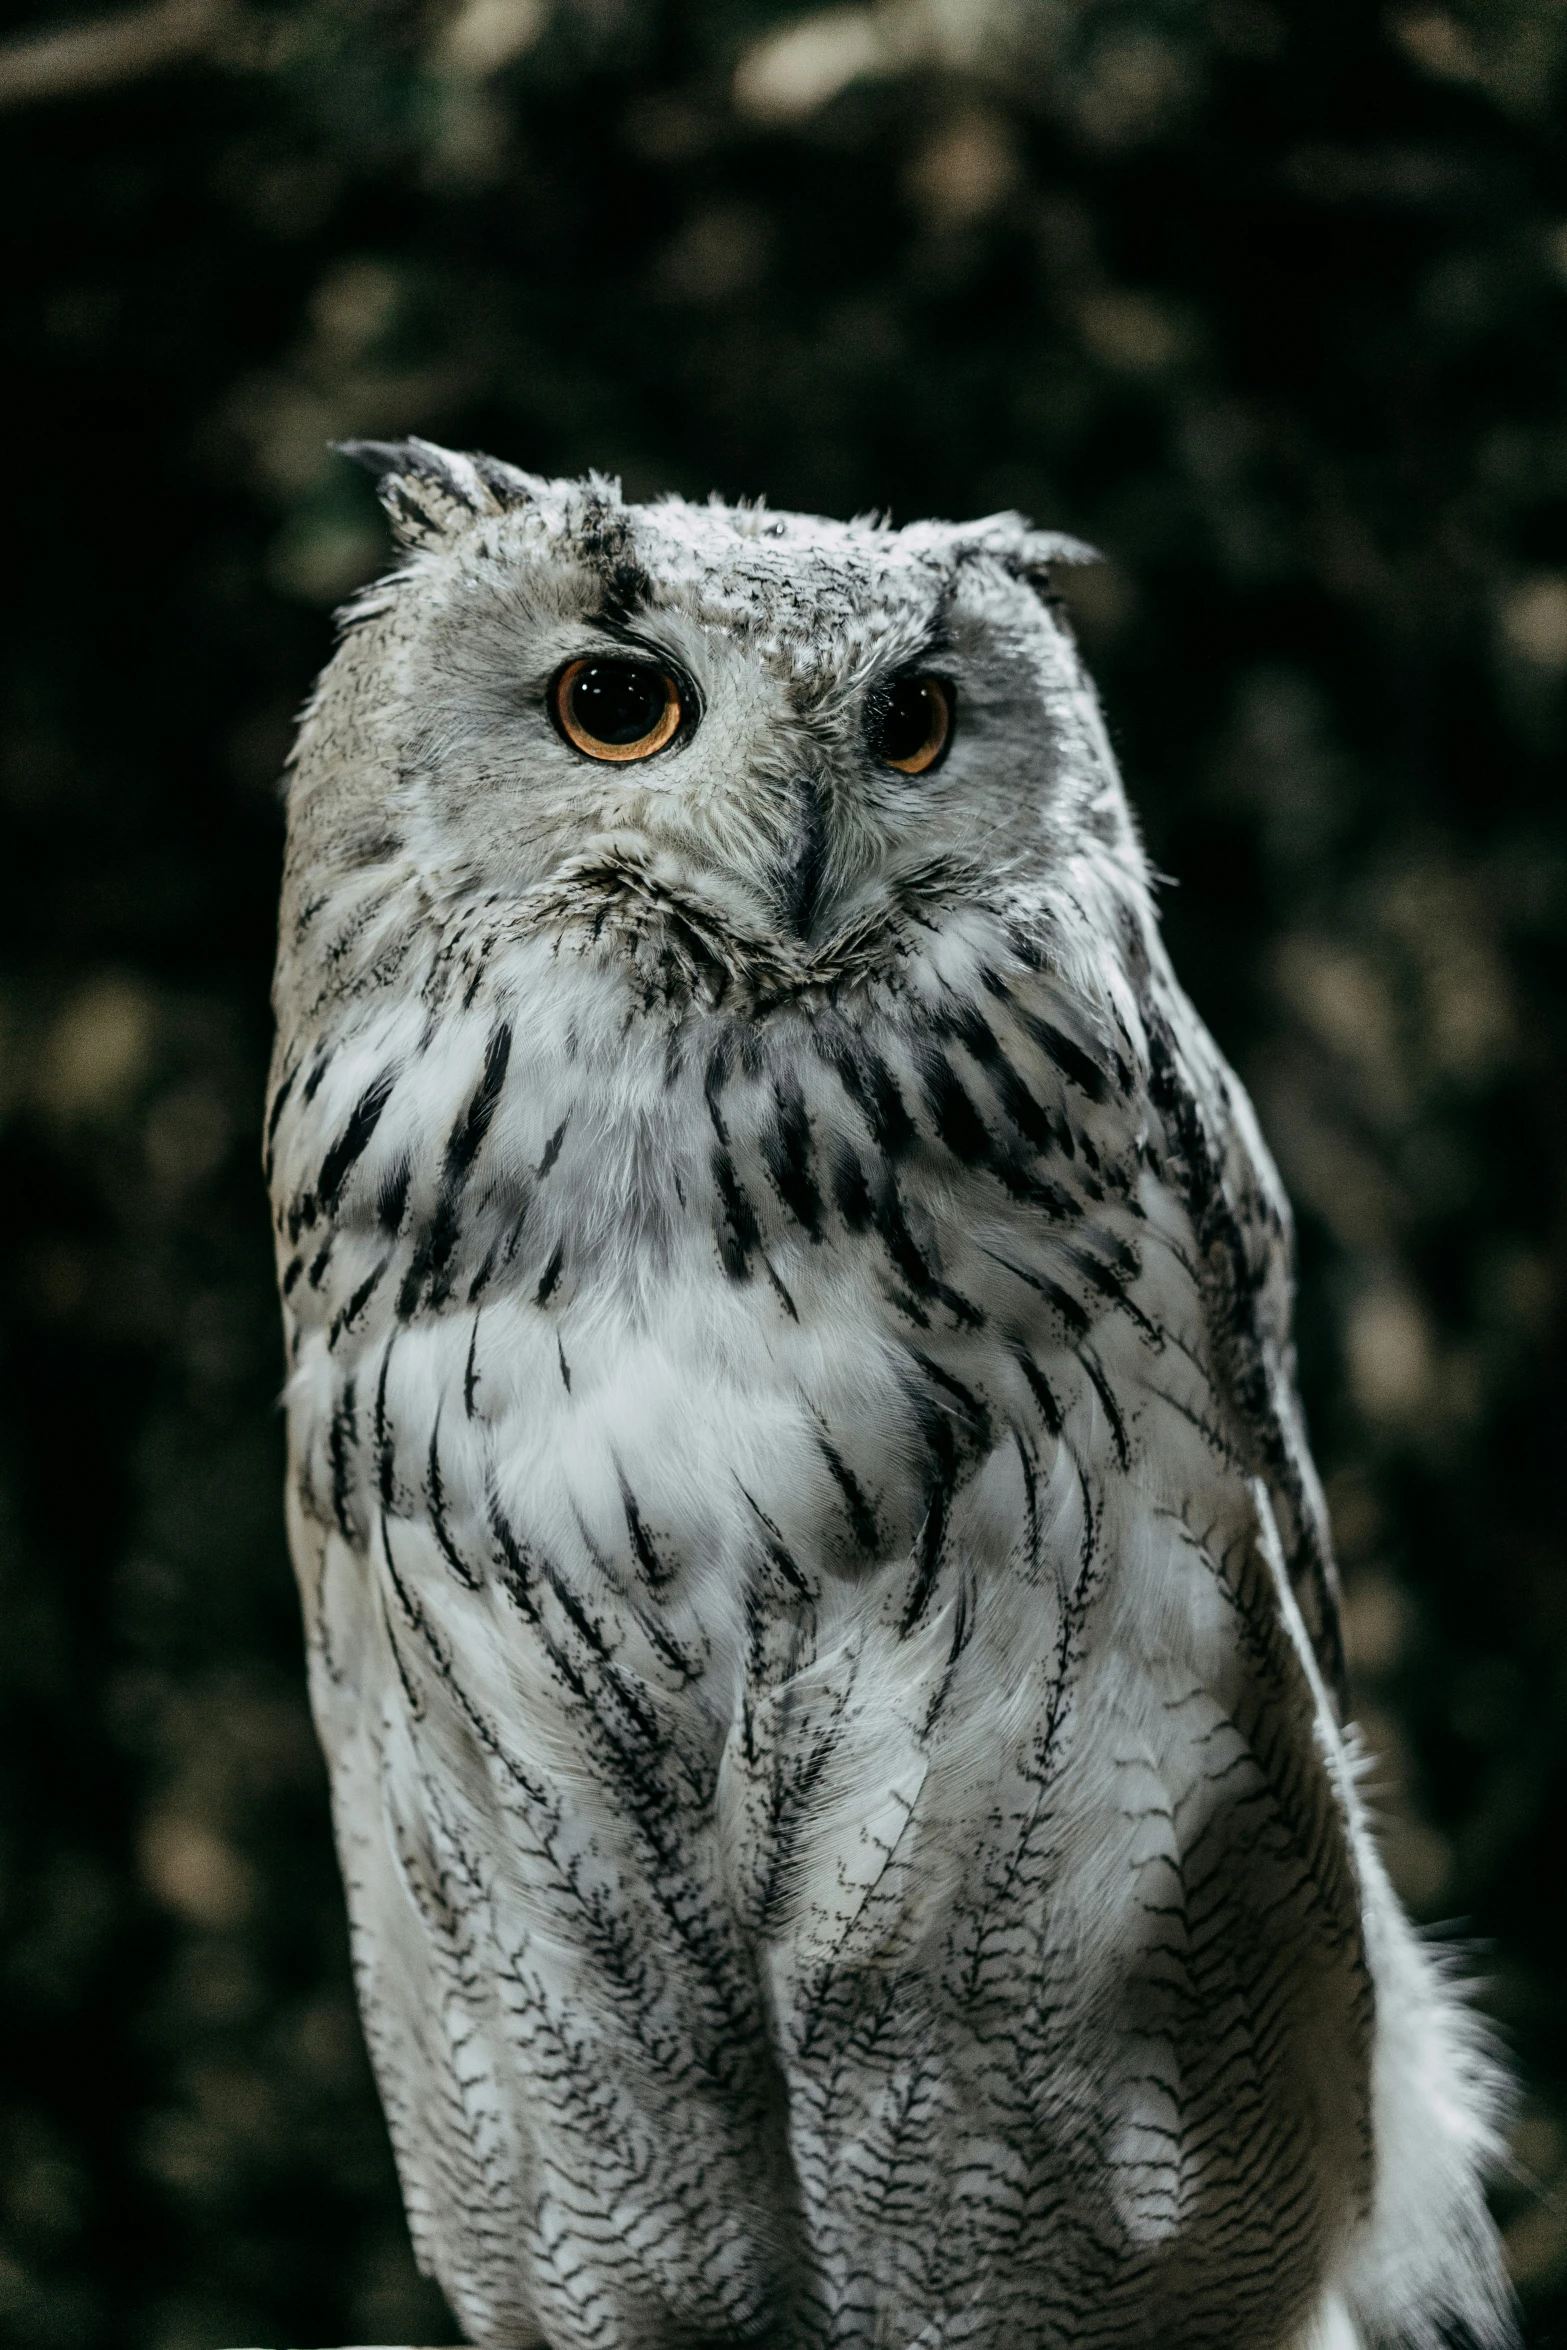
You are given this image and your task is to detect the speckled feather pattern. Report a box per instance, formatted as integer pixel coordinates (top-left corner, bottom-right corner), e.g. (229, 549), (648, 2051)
(267, 443), (1515, 2350)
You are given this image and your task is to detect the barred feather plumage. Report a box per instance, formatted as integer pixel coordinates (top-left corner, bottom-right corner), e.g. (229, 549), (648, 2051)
(267, 442), (1515, 2350)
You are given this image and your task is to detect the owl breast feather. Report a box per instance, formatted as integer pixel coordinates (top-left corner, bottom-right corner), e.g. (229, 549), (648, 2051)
(268, 890), (1378, 2350)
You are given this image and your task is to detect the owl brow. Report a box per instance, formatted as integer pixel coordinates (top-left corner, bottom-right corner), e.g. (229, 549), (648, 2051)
(886, 628), (954, 677)
(922, 561), (969, 647)
(581, 614), (666, 653)
(570, 491), (652, 626)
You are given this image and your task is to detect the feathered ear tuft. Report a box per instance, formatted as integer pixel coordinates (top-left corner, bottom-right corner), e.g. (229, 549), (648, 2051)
(1008, 533), (1102, 618)
(334, 435), (538, 549)
(945, 512), (1102, 601)
(1007, 529), (1102, 583)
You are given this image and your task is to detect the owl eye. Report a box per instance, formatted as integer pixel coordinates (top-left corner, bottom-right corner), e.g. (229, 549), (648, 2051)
(553, 658), (684, 762)
(871, 673), (954, 775)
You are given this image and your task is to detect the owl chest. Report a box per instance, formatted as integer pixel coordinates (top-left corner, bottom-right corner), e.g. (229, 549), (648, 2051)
(280, 1015), (1376, 2334)
(280, 978), (1219, 1765)
(296, 1067), (1161, 1574)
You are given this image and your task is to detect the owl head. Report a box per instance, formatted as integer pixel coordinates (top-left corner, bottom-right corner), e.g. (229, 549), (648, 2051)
(280, 438), (1131, 1014)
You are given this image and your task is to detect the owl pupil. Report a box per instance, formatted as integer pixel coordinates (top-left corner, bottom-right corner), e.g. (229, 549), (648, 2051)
(876, 676), (940, 766)
(569, 661), (665, 745)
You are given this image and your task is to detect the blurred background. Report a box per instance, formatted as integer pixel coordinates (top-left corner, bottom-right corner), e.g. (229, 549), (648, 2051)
(0, 0), (1564, 2343)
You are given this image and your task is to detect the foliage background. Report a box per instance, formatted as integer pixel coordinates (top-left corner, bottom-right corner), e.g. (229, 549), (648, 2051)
(1, 0), (1564, 2342)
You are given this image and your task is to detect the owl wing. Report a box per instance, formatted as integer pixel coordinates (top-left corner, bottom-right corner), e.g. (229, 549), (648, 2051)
(1143, 963), (1347, 1709)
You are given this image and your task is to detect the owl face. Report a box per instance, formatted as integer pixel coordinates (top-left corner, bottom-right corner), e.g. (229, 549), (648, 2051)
(304, 443), (1112, 983)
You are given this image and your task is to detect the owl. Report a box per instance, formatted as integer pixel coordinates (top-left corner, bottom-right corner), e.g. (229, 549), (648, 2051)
(267, 439), (1515, 2350)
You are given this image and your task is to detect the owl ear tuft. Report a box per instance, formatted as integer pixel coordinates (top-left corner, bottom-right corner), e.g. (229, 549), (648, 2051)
(1009, 529), (1102, 582)
(335, 436), (538, 549)
(951, 513), (1101, 596)
(1009, 534), (1102, 618)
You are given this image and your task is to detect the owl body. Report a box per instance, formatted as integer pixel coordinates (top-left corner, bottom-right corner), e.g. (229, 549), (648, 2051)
(269, 446), (1513, 2350)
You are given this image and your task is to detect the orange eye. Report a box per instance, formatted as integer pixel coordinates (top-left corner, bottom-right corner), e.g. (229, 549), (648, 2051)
(872, 674), (954, 775)
(552, 657), (683, 762)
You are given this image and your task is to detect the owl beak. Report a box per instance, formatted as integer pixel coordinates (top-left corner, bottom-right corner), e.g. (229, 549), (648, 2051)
(777, 775), (829, 940)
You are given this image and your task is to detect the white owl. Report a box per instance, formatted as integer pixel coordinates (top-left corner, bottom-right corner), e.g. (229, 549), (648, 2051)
(267, 439), (1515, 2350)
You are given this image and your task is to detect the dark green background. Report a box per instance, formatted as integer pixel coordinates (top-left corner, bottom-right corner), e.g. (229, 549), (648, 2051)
(2, 0), (1564, 2342)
